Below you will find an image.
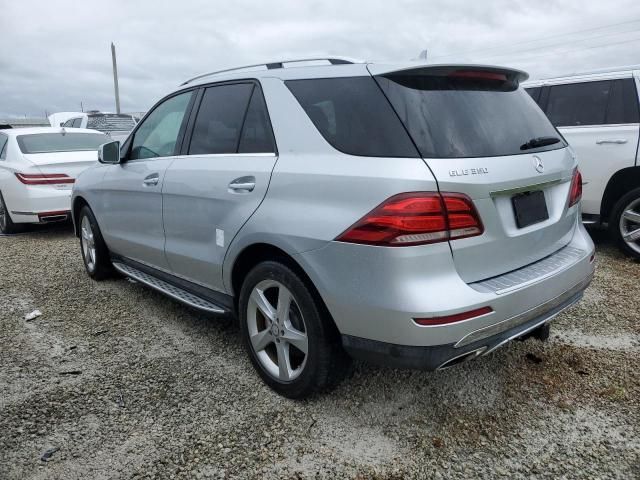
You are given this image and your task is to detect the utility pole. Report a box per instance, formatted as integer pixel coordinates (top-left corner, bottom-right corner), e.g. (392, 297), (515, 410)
(111, 42), (121, 114)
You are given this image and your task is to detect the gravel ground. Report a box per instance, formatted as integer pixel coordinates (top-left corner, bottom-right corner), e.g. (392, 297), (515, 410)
(1, 225), (638, 479)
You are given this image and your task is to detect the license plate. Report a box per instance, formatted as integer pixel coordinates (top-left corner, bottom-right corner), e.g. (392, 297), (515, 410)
(512, 190), (549, 228)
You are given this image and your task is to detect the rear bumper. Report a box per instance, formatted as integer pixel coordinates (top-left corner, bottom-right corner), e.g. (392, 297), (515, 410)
(341, 272), (591, 370)
(8, 185), (73, 224)
(296, 216), (595, 350)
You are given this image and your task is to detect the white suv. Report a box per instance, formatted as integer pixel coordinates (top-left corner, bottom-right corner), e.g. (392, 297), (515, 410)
(524, 66), (640, 258)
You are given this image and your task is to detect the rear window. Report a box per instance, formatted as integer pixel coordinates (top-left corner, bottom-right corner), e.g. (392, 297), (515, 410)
(17, 133), (108, 154)
(87, 114), (136, 132)
(376, 70), (566, 158)
(285, 77), (419, 158)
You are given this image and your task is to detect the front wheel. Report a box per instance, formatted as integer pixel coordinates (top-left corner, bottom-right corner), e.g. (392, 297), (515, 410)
(78, 205), (113, 279)
(610, 187), (640, 260)
(239, 261), (350, 398)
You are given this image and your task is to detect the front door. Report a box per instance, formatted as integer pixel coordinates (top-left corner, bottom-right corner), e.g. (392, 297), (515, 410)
(162, 82), (278, 292)
(98, 91), (194, 269)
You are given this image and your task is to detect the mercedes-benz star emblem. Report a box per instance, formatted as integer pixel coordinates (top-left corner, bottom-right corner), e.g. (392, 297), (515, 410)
(533, 156), (544, 174)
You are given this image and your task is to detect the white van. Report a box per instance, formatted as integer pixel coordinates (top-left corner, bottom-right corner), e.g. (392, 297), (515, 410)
(524, 66), (640, 258)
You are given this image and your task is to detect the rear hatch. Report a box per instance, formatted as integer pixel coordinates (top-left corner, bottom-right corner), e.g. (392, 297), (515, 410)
(371, 65), (577, 283)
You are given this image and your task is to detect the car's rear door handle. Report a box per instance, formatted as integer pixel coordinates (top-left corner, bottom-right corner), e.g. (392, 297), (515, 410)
(596, 139), (628, 144)
(143, 173), (160, 186)
(229, 176), (256, 193)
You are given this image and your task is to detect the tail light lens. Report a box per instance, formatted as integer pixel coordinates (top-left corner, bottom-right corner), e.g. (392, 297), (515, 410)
(568, 169), (582, 207)
(336, 192), (483, 246)
(15, 173), (75, 185)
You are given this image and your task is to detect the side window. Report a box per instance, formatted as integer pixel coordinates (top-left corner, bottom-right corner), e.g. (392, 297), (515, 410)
(238, 87), (276, 153)
(606, 78), (640, 124)
(545, 81), (611, 127)
(63, 119), (75, 127)
(72, 118), (83, 128)
(130, 91), (193, 160)
(525, 87), (542, 106)
(188, 83), (253, 155)
(0, 135), (8, 160)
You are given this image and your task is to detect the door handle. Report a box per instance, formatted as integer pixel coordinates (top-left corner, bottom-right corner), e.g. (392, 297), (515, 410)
(228, 176), (256, 193)
(143, 173), (160, 186)
(596, 139), (628, 145)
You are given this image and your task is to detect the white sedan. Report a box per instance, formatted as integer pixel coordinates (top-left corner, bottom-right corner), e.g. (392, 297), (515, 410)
(0, 127), (108, 234)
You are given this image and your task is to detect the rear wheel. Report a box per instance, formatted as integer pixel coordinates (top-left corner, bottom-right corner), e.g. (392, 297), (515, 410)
(610, 187), (640, 260)
(79, 205), (113, 280)
(0, 191), (22, 234)
(239, 261), (349, 398)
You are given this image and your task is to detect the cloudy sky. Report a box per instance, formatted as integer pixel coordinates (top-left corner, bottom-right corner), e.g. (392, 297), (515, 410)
(1, 0), (639, 117)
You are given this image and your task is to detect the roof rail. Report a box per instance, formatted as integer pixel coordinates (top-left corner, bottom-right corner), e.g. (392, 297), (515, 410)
(180, 56), (364, 86)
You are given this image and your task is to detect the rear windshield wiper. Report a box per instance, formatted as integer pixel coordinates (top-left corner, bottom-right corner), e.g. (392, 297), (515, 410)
(520, 136), (561, 150)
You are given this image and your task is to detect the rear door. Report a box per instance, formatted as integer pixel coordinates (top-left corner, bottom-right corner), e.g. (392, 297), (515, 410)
(98, 91), (194, 269)
(373, 66), (577, 283)
(543, 78), (640, 215)
(162, 82), (278, 292)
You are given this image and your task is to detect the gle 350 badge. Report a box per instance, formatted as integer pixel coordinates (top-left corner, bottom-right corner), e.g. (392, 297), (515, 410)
(449, 167), (489, 177)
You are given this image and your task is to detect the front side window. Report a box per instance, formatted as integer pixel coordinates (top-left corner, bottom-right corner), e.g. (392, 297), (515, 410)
(63, 119), (75, 127)
(130, 91), (193, 160)
(188, 83), (254, 155)
(606, 78), (640, 124)
(72, 118), (83, 128)
(546, 81), (611, 127)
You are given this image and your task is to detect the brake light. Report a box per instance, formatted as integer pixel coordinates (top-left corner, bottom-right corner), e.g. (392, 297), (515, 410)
(414, 306), (493, 326)
(568, 169), (582, 207)
(449, 70), (507, 81)
(336, 192), (483, 246)
(15, 173), (75, 185)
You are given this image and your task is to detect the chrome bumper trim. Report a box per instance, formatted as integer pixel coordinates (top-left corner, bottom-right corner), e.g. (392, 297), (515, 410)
(455, 273), (593, 349)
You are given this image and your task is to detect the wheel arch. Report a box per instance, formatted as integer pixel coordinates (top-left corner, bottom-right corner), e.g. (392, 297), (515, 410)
(228, 242), (340, 333)
(71, 195), (89, 237)
(600, 166), (640, 223)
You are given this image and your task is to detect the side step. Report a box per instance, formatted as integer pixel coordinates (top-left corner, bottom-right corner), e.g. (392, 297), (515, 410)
(112, 262), (227, 314)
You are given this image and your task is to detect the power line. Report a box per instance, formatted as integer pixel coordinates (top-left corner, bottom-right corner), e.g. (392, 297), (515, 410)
(478, 35), (640, 63)
(431, 18), (640, 60)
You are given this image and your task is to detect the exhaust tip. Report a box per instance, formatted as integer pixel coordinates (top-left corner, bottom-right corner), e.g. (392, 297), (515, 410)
(436, 347), (487, 370)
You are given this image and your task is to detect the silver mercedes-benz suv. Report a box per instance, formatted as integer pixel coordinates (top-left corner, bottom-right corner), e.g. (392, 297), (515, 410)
(71, 57), (595, 398)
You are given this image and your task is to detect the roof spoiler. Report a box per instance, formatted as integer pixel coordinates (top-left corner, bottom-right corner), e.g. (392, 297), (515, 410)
(368, 63), (529, 84)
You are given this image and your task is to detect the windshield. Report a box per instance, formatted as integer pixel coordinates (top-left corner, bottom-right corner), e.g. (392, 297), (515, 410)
(17, 133), (108, 154)
(375, 70), (566, 158)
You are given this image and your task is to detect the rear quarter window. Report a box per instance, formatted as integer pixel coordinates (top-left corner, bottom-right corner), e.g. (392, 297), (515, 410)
(285, 77), (419, 158)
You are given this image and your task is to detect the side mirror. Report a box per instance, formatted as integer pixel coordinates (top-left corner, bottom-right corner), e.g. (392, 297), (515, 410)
(98, 141), (121, 164)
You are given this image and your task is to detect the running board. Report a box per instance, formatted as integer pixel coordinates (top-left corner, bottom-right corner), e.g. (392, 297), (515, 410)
(112, 262), (227, 314)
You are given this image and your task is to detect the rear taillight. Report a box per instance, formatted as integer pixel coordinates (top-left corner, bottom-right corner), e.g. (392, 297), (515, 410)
(568, 169), (582, 207)
(15, 173), (75, 185)
(336, 192), (484, 246)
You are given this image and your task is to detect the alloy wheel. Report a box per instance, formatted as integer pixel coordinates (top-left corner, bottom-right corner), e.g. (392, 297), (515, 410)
(81, 215), (97, 271)
(619, 197), (640, 255)
(246, 279), (309, 382)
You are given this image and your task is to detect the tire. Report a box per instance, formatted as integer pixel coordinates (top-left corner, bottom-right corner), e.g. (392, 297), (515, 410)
(239, 261), (350, 398)
(609, 187), (640, 260)
(78, 205), (113, 280)
(0, 191), (23, 234)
